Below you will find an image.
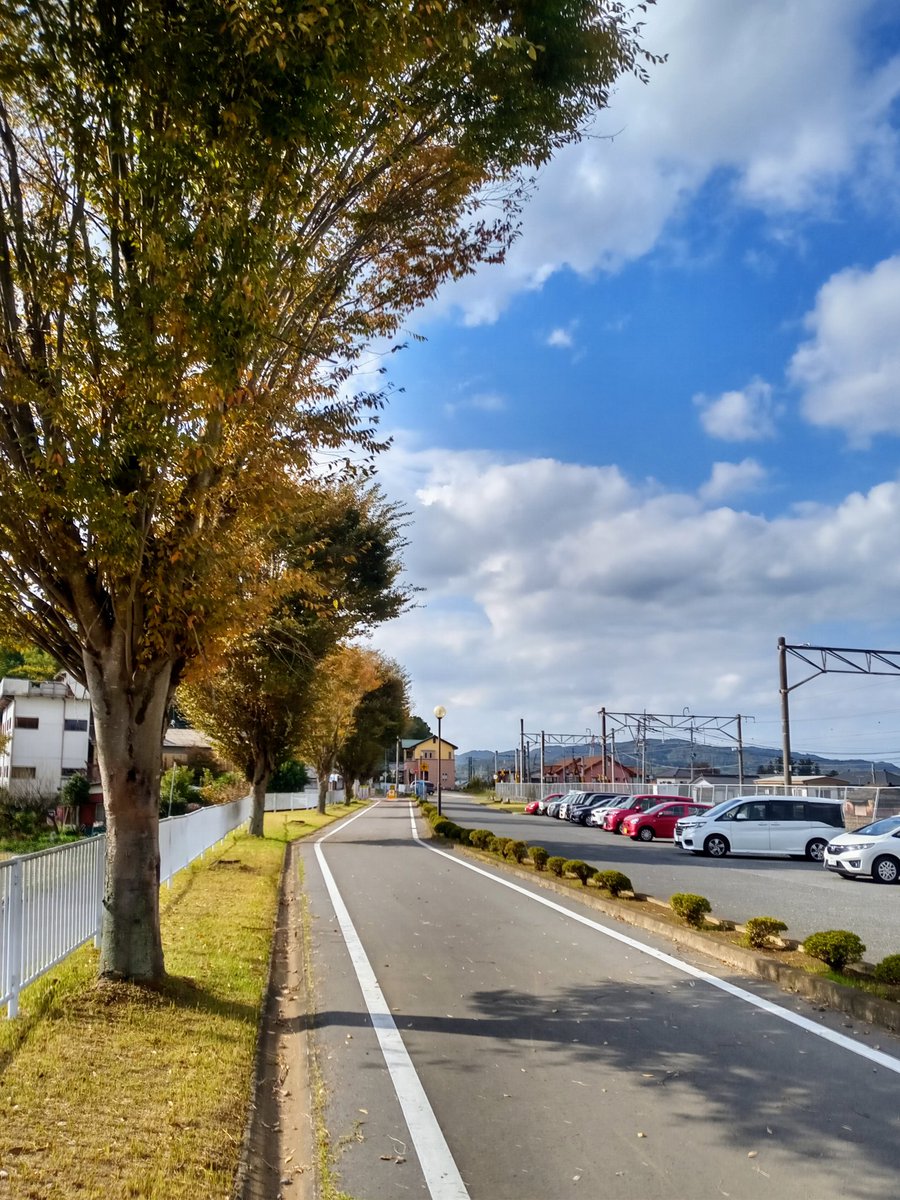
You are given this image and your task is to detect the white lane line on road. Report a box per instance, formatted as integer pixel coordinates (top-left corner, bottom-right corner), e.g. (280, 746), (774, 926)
(315, 809), (470, 1200)
(407, 805), (900, 1077)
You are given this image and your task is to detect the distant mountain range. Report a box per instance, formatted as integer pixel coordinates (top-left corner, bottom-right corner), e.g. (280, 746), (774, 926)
(458, 738), (900, 780)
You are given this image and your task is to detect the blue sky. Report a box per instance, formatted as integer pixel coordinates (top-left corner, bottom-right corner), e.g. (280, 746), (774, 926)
(366, 0), (900, 764)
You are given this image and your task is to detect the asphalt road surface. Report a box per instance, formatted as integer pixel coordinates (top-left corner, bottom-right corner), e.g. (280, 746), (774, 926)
(436, 795), (900, 962)
(299, 799), (900, 1200)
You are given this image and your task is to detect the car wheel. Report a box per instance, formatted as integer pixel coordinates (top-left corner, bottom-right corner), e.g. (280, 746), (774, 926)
(805, 838), (828, 863)
(872, 855), (900, 884)
(637, 826), (654, 842)
(704, 834), (729, 858)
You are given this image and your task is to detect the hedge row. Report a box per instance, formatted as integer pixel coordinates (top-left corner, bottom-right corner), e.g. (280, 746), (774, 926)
(667, 892), (900, 983)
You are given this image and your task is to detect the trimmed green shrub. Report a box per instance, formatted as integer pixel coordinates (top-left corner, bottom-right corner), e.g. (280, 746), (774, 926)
(742, 916), (788, 950)
(468, 829), (494, 850)
(508, 840), (528, 863)
(670, 893), (712, 928)
(431, 818), (463, 840)
(873, 954), (900, 985)
(563, 859), (596, 886)
(803, 930), (866, 972)
(547, 855), (566, 877)
(595, 869), (632, 897)
(529, 846), (549, 871)
(490, 836), (513, 857)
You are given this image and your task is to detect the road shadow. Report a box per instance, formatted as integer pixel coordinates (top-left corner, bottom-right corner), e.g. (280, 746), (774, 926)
(315, 977), (900, 1199)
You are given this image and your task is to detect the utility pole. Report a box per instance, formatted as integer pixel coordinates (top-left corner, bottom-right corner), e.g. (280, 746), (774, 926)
(736, 714), (745, 788)
(778, 636), (793, 788)
(519, 717), (526, 788)
(600, 707), (607, 782)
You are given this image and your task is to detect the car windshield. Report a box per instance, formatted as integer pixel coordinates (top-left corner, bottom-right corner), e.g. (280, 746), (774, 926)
(848, 815), (900, 837)
(694, 797), (751, 821)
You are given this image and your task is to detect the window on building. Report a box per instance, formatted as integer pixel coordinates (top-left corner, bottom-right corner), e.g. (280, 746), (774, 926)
(11, 766), (36, 779)
(14, 716), (39, 729)
(60, 767), (85, 777)
(64, 718), (88, 732)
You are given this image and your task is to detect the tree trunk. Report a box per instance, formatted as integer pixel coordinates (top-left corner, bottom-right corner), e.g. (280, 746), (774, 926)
(84, 651), (172, 983)
(249, 754), (272, 837)
(317, 775), (329, 815)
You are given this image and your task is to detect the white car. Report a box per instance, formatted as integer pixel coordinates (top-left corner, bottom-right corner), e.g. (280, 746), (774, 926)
(673, 795), (844, 860)
(824, 815), (900, 883)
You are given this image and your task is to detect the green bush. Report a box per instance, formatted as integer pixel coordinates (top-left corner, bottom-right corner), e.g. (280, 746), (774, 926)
(432, 818), (461, 840)
(563, 859), (596, 886)
(873, 954), (900, 985)
(547, 855), (566, 877)
(803, 930), (866, 972)
(509, 840), (528, 863)
(529, 846), (549, 871)
(468, 829), (495, 850)
(670, 893), (712, 928)
(595, 869), (632, 897)
(490, 836), (512, 857)
(742, 916), (788, 950)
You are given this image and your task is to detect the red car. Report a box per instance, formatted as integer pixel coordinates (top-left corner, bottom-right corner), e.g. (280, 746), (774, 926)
(621, 800), (711, 841)
(601, 794), (688, 833)
(526, 793), (562, 814)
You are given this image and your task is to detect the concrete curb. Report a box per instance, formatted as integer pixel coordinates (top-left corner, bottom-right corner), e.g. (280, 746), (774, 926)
(442, 838), (900, 1035)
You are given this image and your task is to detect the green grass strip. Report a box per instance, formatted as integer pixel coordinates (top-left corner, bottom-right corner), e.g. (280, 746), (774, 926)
(0, 803), (364, 1198)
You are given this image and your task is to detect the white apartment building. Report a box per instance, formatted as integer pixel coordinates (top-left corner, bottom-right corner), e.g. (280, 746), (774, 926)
(0, 674), (91, 798)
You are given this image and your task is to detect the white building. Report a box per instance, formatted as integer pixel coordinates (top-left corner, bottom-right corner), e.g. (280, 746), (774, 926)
(0, 674), (91, 798)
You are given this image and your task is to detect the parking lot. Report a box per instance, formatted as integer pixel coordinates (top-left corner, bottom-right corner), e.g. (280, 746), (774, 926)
(439, 793), (900, 962)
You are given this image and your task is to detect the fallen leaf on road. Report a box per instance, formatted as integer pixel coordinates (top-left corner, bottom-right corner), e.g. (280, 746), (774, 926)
(747, 1151), (758, 1158)
(637, 1132), (646, 1138)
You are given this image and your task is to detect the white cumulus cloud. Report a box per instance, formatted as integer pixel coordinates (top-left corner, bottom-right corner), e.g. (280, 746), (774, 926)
(546, 327), (575, 349)
(699, 459), (768, 503)
(695, 379), (779, 441)
(790, 255), (900, 444)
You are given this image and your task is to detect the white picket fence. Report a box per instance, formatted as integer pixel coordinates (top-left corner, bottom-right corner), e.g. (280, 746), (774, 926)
(0, 795), (258, 1019)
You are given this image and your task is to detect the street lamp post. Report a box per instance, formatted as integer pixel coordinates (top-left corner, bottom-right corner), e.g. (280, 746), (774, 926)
(433, 705), (447, 816)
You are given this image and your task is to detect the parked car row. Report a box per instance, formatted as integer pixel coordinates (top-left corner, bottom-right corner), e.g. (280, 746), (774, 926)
(523, 788), (900, 882)
(526, 790), (713, 843)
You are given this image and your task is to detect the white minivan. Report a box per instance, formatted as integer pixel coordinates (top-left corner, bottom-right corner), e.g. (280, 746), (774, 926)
(674, 796), (844, 861)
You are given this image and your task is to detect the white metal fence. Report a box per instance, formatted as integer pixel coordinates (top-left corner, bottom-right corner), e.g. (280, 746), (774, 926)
(264, 791), (319, 812)
(0, 795), (254, 1019)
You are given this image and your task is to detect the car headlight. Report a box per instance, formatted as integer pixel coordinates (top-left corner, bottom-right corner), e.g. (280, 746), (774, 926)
(830, 843), (870, 853)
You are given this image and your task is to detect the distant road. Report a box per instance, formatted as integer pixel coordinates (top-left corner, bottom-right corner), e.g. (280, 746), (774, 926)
(439, 795), (900, 962)
(300, 800), (900, 1200)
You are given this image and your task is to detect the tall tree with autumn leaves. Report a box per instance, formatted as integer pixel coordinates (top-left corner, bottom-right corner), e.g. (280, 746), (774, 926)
(178, 479), (412, 834)
(0, 0), (659, 981)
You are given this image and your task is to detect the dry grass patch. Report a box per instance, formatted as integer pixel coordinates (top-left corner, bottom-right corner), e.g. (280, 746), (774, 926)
(0, 803), (364, 1199)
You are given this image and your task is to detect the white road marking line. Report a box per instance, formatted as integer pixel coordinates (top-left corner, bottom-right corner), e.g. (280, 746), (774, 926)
(314, 808), (470, 1200)
(407, 804), (900, 1077)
